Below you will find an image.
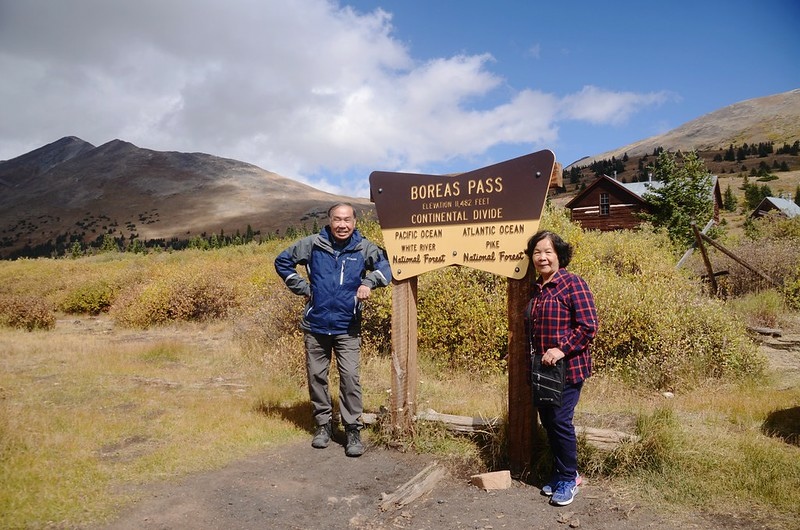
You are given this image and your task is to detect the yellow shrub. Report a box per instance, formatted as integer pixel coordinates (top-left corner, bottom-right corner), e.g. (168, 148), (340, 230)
(576, 230), (763, 390)
(110, 262), (240, 328)
(59, 280), (117, 315)
(0, 294), (56, 331)
(417, 267), (508, 376)
(231, 283), (307, 383)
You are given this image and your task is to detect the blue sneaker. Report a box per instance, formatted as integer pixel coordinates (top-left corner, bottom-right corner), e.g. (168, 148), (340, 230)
(541, 472), (582, 496)
(550, 480), (578, 506)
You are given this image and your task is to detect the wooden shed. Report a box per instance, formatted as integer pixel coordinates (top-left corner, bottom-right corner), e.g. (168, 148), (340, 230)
(565, 174), (721, 231)
(750, 196), (800, 219)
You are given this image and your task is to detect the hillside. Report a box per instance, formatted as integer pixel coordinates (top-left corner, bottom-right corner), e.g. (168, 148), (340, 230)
(554, 89), (800, 212)
(0, 139), (371, 258)
(570, 89), (800, 168)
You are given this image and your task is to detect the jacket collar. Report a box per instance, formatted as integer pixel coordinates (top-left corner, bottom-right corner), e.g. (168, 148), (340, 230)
(318, 226), (362, 252)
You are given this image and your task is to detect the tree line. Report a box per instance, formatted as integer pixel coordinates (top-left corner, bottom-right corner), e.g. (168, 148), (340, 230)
(565, 140), (799, 189)
(0, 221), (323, 260)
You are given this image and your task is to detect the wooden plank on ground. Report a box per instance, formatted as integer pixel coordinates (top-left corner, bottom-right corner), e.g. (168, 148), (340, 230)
(415, 409), (499, 432)
(406, 409), (639, 451)
(379, 461), (447, 511)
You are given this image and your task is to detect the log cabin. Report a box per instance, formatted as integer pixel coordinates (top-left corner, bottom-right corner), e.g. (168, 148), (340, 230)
(565, 174), (722, 231)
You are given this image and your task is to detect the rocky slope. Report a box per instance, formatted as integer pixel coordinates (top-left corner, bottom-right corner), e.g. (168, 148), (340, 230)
(0, 138), (370, 257)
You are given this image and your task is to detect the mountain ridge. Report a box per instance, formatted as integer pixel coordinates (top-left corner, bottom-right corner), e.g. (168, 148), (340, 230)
(1, 88), (798, 258)
(0, 138), (370, 258)
(570, 88), (800, 168)
(0, 136), (95, 189)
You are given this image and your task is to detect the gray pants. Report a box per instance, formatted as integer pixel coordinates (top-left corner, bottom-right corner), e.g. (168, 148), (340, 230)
(304, 332), (363, 428)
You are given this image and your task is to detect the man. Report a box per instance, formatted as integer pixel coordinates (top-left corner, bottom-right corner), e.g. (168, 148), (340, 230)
(274, 203), (391, 457)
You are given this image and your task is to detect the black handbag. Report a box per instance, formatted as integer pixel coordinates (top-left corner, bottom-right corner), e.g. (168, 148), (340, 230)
(531, 355), (566, 407)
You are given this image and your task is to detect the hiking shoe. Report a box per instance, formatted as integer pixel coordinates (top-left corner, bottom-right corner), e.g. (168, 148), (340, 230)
(541, 472), (582, 497)
(550, 480), (579, 506)
(345, 428), (365, 457)
(311, 422), (332, 449)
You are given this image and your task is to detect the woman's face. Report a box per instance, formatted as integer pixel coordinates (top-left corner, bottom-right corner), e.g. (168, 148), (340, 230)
(532, 237), (560, 280)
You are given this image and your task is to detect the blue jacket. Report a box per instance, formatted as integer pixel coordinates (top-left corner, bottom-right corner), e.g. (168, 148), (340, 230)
(274, 227), (392, 335)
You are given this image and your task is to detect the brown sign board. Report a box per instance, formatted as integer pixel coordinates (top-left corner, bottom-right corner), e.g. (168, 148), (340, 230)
(369, 150), (555, 280)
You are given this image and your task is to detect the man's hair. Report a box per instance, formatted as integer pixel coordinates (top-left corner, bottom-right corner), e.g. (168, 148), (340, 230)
(524, 230), (573, 268)
(327, 202), (357, 219)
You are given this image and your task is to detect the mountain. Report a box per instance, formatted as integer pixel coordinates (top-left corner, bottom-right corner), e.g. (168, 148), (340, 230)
(1, 89), (798, 259)
(569, 88), (800, 168)
(0, 138), (371, 258)
(0, 136), (94, 188)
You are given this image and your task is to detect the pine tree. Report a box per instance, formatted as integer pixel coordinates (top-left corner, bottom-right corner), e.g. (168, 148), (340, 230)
(639, 151), (714, 247)
(70, 241), (83, 259)
(99, 233), (119, 253)
(723, 184), (737, 211)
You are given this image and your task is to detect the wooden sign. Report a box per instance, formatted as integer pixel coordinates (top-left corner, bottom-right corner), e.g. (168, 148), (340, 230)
(369, 150), (555, 279)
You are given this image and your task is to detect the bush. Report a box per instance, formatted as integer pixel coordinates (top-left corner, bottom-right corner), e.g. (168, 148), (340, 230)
(720, 216), (800, 307)
(0, 295), (56, 331)
(231, 283), (307, 383)
(575, 229), (762, 390)
(60, 280), (117, 315)
(417, 267), (508, 376)
(362, 205), (762, 388)
(784, 269), (800, 312)
(360, 282), (393, 356)
(110, 263), (239, 328)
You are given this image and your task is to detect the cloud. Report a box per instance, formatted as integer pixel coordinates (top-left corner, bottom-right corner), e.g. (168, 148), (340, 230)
(0, 0), (668, 196)
(559, 86), (673, 125)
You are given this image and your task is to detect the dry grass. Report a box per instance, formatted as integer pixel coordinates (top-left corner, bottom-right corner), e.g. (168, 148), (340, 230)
(0, 319), (305, 528)
(575, 370), (800, 528)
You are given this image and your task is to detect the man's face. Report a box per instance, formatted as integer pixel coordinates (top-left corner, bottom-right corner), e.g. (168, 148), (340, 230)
(329, 205), (356, 242)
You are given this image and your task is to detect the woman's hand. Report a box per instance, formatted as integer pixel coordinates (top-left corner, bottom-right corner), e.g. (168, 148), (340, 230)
(543, 347), (565, 366)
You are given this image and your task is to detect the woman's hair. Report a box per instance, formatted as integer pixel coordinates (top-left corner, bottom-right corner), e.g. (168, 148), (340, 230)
(524, 230), (573, 268)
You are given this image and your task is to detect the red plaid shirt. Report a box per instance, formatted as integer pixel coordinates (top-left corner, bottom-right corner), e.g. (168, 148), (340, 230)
(526, 268), (598, 384)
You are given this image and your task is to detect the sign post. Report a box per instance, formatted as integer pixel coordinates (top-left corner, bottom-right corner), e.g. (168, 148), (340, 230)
(370, 150), (557, 474)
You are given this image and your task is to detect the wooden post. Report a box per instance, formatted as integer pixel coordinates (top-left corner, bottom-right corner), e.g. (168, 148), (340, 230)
(549, 162), (563, 189)
(505, 156), (559, 477)
(698, 232), (780, 287)
(692, 223), (718, 295)
(507, 265), (538, 479)
(676, 218), (715, 269)
(390, 277), (418, 434)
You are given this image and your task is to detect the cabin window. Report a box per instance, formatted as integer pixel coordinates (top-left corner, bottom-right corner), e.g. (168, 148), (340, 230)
(599, 193), (609, 216)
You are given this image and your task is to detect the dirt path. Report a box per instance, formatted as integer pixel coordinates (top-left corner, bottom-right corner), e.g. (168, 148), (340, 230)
(98, 437), (704, 530)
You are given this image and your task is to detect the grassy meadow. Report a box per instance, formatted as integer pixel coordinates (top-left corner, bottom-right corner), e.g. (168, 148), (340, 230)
(1, 211), (799, 528)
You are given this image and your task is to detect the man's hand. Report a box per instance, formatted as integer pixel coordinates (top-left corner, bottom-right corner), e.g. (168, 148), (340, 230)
(356, 285), (372, 300)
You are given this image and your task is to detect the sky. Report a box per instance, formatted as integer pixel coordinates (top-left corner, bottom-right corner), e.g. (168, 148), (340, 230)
(1, 0), (798, 198)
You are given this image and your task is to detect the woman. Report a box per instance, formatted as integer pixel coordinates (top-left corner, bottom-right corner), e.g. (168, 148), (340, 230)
(524, 230), (598, 506)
